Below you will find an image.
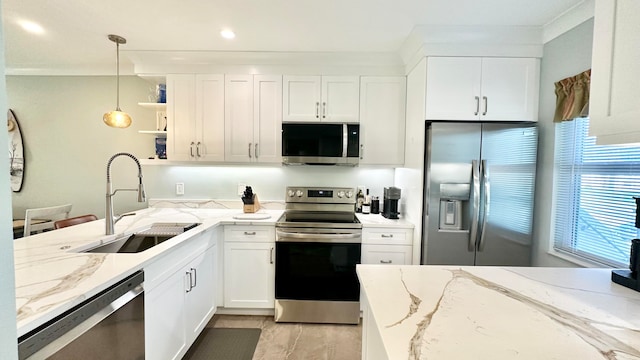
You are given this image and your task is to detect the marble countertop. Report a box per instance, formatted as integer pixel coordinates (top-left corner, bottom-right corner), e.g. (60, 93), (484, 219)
(356, 213), (414, 228)
(13, 207), (283, 337)
(357, 265), (640, 360)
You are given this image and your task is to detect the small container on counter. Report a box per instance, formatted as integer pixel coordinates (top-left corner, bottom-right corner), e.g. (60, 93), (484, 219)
(371, 196), (380, 214)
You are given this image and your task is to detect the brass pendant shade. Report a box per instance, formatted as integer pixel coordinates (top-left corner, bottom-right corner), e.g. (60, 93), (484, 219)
(103, 34), (132, 128)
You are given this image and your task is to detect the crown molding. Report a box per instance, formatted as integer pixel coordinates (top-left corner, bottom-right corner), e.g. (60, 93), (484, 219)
(542, 0), (594, 43)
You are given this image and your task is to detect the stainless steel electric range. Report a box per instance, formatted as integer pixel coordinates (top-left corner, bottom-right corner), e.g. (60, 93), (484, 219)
(275, 186), (362, 325)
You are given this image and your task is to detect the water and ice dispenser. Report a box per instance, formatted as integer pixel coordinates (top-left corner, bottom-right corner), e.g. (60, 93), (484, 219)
(438, 183), (470, 231)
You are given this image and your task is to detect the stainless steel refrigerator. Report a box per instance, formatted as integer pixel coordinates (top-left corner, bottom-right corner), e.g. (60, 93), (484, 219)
(421, 121), (538, 266)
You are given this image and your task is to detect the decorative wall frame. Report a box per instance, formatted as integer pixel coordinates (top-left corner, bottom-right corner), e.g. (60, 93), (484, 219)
(8, 109), (24, 192)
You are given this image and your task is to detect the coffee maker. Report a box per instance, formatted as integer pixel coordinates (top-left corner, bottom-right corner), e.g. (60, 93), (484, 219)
(382, 187), (401, 219)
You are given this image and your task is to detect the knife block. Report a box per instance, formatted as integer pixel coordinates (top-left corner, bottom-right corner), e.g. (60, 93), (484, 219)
(243, 195), (261, 213)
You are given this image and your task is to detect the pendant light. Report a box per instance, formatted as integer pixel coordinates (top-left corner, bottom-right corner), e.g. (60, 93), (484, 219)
(103, 34), (132, 128)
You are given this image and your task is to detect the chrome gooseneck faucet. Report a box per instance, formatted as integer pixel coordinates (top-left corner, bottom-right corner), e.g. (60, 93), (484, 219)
(105, 152), (146, 235)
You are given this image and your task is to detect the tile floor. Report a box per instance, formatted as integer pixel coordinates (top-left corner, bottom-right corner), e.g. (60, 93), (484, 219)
(205, 314), (362, 360)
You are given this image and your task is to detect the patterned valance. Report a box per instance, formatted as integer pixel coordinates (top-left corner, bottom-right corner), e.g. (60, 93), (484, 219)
(554, 69), (591, 122)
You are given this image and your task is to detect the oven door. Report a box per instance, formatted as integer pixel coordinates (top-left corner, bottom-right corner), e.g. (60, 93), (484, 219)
(275, 228), (361, 302)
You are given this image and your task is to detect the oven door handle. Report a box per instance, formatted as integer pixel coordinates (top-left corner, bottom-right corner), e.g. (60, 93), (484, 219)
(276, 230), (361, 243)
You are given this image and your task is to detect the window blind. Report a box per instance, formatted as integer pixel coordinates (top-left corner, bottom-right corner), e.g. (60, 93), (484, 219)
(553, 118), (640, 267)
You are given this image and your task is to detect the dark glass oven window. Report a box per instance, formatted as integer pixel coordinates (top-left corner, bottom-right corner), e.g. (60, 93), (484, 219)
(275, 242), (361, 301)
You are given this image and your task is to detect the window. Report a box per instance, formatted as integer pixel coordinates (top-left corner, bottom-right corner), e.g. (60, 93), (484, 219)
(553, 117), (640, 267)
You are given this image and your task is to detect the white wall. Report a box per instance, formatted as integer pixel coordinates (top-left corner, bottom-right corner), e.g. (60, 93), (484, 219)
(7, 76), (155, 219)
(394, 57), (427, 264)
(144, 165), (395, 202)
(532, 18), (594, 267)
(0, 3), (19, 357)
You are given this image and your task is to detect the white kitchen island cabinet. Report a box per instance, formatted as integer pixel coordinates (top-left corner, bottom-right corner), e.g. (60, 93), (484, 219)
(145, 229), (217, 360)
(166, 74), (225, 161)
(223, 225), (275, 308)
(425, 57), (539, 121)
(589, 0), (640, 145)
(224, 75), (282, 163)
(359, 76), (407, 166)
(283, 75), (360, 123)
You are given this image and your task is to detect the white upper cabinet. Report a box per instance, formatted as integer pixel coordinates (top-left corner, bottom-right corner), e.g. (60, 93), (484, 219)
(359, 76), (407, 165)
(283, 75), (359, 123)
(224, 75), (282, 163)
(589, 0), (640, 145)
(425, 57), (539, 121)
(166, 74), (224, 161)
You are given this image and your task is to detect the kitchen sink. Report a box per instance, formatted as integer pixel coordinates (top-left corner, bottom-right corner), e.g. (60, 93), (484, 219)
(83, 222), (200, 254)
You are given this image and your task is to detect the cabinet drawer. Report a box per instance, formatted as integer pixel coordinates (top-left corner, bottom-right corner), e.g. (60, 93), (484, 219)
(362, 228), (412, 245)
(361, 244), (412, 265)
(224, 225), (275, 242)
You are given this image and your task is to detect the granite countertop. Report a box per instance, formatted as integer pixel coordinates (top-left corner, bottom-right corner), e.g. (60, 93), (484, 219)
(13, 207), (284, 337)
(357, 265), (640, 359)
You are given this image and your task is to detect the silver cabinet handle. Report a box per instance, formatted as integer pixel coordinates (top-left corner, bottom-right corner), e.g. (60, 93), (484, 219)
(478, 160), (490, 251)
(315, 102), (320, 118)
(244, 231), (257, 236)
(482, 96), (488, 116)
(360, 144), (363, 160)
(255, 143), (259, 159)
(248, 143), (252, 158)
(474, 96), (480, 116)
(469, 160), (480, 251)
(191, 267), (197, 289)
(190, 142), (195, 158)
(380, 260), (392, 264)
(185, 271), (192, 293)
(270, 247), (274, 264)
(322, 102), (327, 118)
(381, 234), (394, 238)
(196, 142), (201, 158)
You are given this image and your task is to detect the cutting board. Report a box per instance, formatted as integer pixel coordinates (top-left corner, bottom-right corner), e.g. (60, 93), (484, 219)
(232, 213), (271, 220)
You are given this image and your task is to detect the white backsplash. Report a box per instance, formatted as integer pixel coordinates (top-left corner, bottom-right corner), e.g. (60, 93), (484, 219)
(142, 165), (396, 202)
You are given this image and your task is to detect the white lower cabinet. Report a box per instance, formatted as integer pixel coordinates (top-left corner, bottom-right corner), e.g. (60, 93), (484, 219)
(223, 225), (275, 308)
(361, 227), (413, 265)
(362, 244), (412, 265)
(145, 230), (217, 360)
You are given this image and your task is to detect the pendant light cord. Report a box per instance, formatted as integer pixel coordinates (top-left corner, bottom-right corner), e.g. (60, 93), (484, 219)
(115, 40), (121, 111)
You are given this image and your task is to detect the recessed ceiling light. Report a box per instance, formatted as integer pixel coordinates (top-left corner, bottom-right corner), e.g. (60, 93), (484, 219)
(220, 29), (235, 39)
(18, 20), (45, 35)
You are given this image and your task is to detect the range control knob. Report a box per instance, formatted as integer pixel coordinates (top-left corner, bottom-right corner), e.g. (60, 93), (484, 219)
(287, 189), (295, 197)
(346, 191), (353, 198)
(295, 190), (304, 197)
(337, 191), (345, 198)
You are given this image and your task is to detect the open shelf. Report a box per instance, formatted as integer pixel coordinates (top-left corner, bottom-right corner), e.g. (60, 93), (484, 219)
(138, 130), (167, 137)
(138, 102), (167, 110)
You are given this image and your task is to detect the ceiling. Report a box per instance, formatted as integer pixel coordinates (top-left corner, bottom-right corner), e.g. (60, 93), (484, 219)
(2, 0), (586, 74)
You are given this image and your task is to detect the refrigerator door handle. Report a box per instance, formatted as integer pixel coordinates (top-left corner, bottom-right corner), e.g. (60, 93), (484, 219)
(478, 160), (490, 251)
(469, 160), (480, 251)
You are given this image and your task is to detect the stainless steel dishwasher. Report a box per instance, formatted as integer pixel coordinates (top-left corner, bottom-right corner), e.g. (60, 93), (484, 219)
(18, 271), (145, 360)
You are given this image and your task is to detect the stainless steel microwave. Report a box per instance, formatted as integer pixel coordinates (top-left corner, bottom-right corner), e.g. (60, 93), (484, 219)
(282, 123), (360, 165)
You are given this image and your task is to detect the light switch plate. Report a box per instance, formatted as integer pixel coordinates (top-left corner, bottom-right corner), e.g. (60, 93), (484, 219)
(237, 183), (246, 196)
(176, 182), (184, 195)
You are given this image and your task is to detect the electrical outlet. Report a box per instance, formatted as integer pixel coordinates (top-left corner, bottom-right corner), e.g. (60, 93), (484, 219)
(237, 183), (246, 196)
(176, 182), (184, 195)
